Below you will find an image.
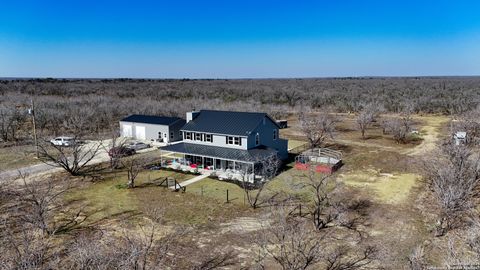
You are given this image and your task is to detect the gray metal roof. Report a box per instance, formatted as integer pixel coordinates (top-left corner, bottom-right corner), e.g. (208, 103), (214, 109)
(160, 143), (278, 163)
(181, 110), (279, 136)
(120, 114), (185, 126)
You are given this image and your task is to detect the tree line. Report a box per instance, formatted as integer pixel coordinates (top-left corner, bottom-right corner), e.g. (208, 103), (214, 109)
(1, 77), (480, 142)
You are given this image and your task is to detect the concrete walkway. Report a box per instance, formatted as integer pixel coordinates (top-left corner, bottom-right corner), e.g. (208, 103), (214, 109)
(169, 173), (209, 190)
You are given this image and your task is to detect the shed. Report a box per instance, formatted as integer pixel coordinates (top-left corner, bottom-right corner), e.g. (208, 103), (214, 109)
(119, 115), (186, 143)
(454, 131), (467, 145)
(276, 120), (288, 129)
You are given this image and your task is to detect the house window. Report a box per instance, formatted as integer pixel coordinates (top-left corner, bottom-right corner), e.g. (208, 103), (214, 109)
(226, 136), (241, 146)
(255, 133), (260, 145)
(185, 132), (192, 140)
(273, 129), (277, 140)
(205, 134), (212, 142)
(195, 133), (202, 141)
(170, 132), (174, 139)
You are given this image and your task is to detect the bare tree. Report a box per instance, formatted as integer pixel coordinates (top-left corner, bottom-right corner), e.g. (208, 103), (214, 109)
(423, 143), (480, 236)
(192, 250), (238, 270)
(257, 205), (375, 270)
(259, 207), (324, 270)
(323, 245), (376, 270)
(0, 224), (53, 270)
(241, 154), (281, 209)
(38, 136), (102, 176)
(455, 106), (480, 145)
(356, 103), (379, 140)
(122, 156), (150, 188)
(408, 245), (426, 270)
(15, 173), (86, 235)
(0, 104), (26, 142)
(298, 110), (338, 148)
(106, 129), (128, 169)
(302, 171), (339, 230)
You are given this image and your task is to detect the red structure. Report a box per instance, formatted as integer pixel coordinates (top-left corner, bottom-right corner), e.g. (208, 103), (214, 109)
(294, 148), (342, 174)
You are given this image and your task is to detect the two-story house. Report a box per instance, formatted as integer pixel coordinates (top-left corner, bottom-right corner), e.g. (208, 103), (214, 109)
(159, 110), (288, 179)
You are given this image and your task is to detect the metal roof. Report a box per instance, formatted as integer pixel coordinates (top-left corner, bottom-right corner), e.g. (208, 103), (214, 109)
(120, 114), (185, 126)
(181, 110), (279, 136)
(160, 142), (278, 163)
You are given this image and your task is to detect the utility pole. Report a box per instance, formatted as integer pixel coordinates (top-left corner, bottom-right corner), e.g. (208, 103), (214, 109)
(30, 99), (39, 158)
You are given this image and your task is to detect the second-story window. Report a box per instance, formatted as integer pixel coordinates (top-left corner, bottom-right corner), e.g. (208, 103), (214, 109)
(255, 133), (260, 146)
(273, 129), (277, 140)
(226, 136), (241, 146)
(185, 132), (192, 140)
(195, 133), (202, 141)
(205, 134), (212, 142)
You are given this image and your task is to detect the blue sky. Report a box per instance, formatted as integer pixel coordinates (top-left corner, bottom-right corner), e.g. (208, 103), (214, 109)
(1, 0), (480, 78)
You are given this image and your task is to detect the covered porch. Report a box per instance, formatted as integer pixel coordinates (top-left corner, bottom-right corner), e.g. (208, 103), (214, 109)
(159, 143), (278, 183)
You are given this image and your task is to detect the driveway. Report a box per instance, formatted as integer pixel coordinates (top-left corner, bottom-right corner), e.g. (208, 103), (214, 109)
(0, 139), (159, 182)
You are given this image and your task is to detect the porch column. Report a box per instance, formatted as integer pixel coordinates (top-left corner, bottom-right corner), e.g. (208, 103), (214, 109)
(159, 148), (162, 167)
(233, 161), (236, 171)
(252, 162), (255, 182)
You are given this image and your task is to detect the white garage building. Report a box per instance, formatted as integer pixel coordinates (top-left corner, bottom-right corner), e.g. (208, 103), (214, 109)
(119, 115), (186, 143)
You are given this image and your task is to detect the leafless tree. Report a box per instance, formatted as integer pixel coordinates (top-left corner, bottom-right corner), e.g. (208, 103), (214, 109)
(259, 207), (324, 270)
(257, 205), (375, 270)
(241, 154), (281, 209)
(323, 245), (376, 270)
(15, 173), (86, 235)
(356, 103), (379, 140)
(0, 104), (26, 142)
(106, 129), (128, 169)
(0, 224), (53, 270)
(298, 109), (338, 148)
(192, 250), (238, 270)
(423, 143), (480, 236)
(38, 136), (102, 176)
(408, 245), (426, 270)
(301, 171), (339, 230)
(455, 106), (480, 146)
(122, 156), (150, 188)
(65, 231), (116, 269)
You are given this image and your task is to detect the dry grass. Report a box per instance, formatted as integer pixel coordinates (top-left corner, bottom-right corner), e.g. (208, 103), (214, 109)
(64, 169), (248, 226)
(0, 144), (40, 171)
(341, 170), (419, 204)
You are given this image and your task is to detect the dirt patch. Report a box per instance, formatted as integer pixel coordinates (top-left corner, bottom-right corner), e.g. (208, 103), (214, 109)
(220, 216), (270, 234)
(340, 169), (419, 205)
(402, 115), (450, 156)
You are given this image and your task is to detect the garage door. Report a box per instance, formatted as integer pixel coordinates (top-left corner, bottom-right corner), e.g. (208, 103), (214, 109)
(135, 126), (146, 140)
(122, 124), (132, 137)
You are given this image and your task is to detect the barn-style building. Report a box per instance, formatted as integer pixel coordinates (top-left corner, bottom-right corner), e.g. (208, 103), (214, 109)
(119, 114), (185, 143)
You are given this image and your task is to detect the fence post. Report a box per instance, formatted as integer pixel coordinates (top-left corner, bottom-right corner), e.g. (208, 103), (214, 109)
(299, 204), (302, 216)
(226, 189), (229, 203)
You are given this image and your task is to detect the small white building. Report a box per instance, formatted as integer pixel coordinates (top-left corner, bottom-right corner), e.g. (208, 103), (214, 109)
(119, 115), (186, 143)
(454, 131), (467, 145)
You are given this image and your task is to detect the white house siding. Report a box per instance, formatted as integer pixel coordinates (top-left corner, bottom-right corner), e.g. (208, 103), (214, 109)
(119, 121), (179, 143)
(181, 132), (248, 150)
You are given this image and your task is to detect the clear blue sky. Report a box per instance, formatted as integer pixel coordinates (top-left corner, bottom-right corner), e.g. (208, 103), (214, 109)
(1, 0), (480, 78)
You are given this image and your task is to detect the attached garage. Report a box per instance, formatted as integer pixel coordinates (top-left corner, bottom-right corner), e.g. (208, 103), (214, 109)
(119, 114), (186, 143)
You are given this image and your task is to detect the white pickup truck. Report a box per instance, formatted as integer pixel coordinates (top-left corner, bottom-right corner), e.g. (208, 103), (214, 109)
(50, 136), (75, 146)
